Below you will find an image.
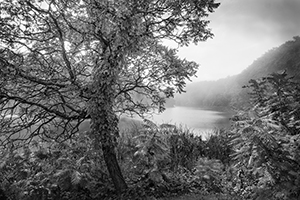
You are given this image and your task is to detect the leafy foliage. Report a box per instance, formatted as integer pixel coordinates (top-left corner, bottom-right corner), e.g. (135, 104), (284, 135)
(0, 132), (112, 200)
(0, 0), (219, 140)
(0, 0), (220, 192)
(115, 120), (237, 198)
(203, 129), (233, 165)
(168, 129), (204, 171)
(231, 71), (300, 199)
(0, 117), (243, 199)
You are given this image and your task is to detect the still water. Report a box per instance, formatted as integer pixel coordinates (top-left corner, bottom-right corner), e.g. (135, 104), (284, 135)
(149, 106), (233, 138)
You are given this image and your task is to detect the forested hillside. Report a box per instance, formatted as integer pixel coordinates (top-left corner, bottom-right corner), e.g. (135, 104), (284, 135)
(175, 36), (300, 108)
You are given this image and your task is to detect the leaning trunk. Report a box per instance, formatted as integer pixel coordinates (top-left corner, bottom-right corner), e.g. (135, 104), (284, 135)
(102, 140), (127, 192)
(88, 55), (127, 193)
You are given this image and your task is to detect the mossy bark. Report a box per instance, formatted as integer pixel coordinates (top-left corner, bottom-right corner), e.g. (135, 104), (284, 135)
(88, 55), (127, 193)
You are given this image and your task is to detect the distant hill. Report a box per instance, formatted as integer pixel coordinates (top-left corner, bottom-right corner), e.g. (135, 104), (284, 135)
(175, 36), (300, 109)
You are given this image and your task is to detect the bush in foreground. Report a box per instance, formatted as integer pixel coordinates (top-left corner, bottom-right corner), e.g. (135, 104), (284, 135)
(1, 118), (236, 199)
(230, 71), (300, 199)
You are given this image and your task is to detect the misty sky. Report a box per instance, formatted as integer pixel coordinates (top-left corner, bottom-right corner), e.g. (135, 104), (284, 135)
(166, 0), (300, 81)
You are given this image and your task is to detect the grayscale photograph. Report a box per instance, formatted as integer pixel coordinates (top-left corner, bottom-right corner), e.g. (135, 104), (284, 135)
(0, 0), (299, 199)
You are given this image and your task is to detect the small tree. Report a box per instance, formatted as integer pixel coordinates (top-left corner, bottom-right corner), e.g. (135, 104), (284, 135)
(0, 0), (220, 192)
(231, 71), (300, 198)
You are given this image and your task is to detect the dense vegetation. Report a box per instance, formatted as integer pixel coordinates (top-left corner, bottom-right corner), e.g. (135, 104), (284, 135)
(0, 0), (219, 194)
(1, 70), (300, 199)
(0, 121), (234, 200)
(1, 0), (300, 199)
(230, 71), (300, 199)
(175, 36), (300, 108)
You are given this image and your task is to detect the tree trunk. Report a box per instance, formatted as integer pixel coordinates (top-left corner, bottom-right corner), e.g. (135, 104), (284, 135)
(102, 141), (128, 192)
(88, 54), (128, 193)
(91, 114), (128, 193)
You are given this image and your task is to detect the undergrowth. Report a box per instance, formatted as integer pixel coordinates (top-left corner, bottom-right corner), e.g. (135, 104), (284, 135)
(0, 119), (234, 200)
(1, 72), (300, 200)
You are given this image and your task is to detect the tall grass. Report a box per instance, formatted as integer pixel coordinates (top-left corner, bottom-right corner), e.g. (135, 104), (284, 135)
(116, 119), (233, 174)
(0, 117), (236, 199)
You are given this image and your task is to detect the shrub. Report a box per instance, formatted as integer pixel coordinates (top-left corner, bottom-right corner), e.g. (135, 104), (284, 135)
(0, 117), (238, 199)
(168, 127), (204, 171)
(204, 129), (233, 165)
(230, 71), (300, 199)
(116, 119), (230, 198)
(0, 132), (111, 200)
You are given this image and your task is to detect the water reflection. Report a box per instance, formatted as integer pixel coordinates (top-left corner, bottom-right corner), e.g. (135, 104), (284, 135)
(150, 106), (233, 139)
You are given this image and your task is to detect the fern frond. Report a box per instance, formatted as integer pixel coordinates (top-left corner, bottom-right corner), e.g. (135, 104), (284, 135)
(55, 169), (72, 191)
(71, 170), (82, 185)
(76, 156), (85, 167)
(54, 169), (69, 178)
(56, 157), (72, 166)
(143, 119), (158, 129)
(133, 133), (151, 144)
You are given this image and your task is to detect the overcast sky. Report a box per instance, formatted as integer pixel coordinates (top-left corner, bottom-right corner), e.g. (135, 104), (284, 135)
(166, 0), (300, 82)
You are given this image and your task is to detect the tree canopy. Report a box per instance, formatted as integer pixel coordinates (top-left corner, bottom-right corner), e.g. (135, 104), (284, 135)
(0, 0), (220, 192)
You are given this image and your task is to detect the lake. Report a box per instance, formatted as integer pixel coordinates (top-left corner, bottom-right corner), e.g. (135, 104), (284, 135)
(1, 107), (234, 142)
(149, 106), (234, 139)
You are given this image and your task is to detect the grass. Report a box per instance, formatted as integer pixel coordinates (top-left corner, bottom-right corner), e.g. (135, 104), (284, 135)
(1, 117), (239, 200)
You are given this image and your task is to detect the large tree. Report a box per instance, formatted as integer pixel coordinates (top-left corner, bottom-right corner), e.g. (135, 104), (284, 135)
(0, 0), (219, 192)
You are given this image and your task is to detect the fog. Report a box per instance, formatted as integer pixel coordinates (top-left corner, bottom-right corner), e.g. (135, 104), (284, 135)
(167, 0), (300, 81)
